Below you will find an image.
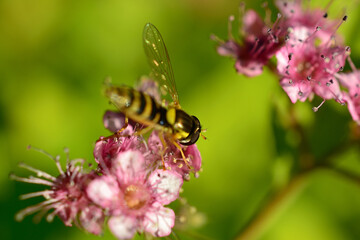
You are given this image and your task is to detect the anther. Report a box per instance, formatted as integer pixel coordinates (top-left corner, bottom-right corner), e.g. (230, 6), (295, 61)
(312, 99), (325, 112)
(288, 53), (293, 61)
(323, 12), (328, 18)
(343, 15), (348, 21)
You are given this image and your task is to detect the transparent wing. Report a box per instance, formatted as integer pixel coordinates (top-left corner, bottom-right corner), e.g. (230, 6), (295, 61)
(143, 23), (180, 107)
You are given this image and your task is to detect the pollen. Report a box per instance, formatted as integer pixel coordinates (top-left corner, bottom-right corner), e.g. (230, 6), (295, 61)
(124, 184), (150, 210)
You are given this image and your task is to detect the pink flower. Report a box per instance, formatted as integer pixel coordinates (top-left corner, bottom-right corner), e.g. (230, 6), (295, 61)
(337, 70), (360, 124)
(276, 27), (348, 104)
(214, 10), (286, 77)
(94, 135), (147, 172)
(11, 147), (104, 235)
(99, 110), (202, 179)
(87, 150), (183, 239)
(148, 131), (202, 180)
(276, 0), (340, 44)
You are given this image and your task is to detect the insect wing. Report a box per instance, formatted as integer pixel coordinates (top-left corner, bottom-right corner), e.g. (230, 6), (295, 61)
(143, 23), (180, 107)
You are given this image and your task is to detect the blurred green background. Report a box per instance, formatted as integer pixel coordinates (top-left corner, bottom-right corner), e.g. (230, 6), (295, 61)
(2, 0), (360, 240)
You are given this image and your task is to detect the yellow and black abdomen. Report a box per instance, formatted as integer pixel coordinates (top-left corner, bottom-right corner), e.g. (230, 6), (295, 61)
(105, 86), (164, 126)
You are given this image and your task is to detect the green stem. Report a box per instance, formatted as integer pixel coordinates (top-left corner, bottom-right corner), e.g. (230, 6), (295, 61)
(320, 164), (360, 185)
(234, 141), (358, 240)
(234, 170), (311, 240)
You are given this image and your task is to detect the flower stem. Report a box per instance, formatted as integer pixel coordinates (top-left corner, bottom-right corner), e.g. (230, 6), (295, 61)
(234, 136), (358, 240)
(234, 170), (311, 240)
(320, 164), (360, 185)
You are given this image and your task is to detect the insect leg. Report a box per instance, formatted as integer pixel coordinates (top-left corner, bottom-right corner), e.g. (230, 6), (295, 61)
(134, 124), (155, 136)
(115, 115), (129, 135)
(158, 133), (168, 170)
(171, 140), (191, 169)
(96, 115), (130, 142)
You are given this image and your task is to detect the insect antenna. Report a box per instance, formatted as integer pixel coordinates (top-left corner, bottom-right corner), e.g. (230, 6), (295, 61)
(200, 129), (207, 140)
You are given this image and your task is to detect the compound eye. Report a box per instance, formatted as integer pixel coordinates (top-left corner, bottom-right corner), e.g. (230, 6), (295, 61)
(189, 131), (200, 145)
(179, 131), (200, 146)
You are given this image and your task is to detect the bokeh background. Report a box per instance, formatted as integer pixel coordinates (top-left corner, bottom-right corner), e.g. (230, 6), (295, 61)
(2, 0), (360, 240)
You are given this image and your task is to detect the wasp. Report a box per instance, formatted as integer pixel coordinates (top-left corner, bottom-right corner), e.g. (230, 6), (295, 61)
(104, 23), (204, 167)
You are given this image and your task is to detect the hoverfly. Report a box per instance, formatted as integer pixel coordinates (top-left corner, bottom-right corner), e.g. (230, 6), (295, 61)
(105, 23), (203, 167)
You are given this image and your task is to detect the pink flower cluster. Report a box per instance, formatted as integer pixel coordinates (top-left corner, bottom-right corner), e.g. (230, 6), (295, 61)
(12, 85), (202, 239)
(214, 0), (360, 124)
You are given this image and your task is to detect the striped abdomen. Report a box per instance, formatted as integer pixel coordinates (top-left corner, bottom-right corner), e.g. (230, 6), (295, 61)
(105, 86), (169, 129)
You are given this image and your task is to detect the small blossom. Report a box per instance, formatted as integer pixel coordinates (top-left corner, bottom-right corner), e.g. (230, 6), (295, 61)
(276, 27), (347, 104)
(214, 9), (286, 77)
(94, 135), (147, 172)
(100, 110), (202, 179)
(87, 150), (183, 239)
(10, 147), (104, 235)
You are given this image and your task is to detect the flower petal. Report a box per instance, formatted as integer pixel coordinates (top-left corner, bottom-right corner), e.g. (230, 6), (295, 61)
(108, 215), (138, 240)
(243, 10), (266, 40)
(142, 203), (175, 237)
(235, 60), (264, 77)
(113, 150), (147, 184)
(280, 78), (312, 103)
(86, 175), (122, 210)
(217, 40), (239, 58)
(80, 205), (105, 235)
(314, 79), (342, 100)
(338, 71), (360, 96)
(343, 93), (360, 123)
(185, 144), (202, 172)
(148, 169), (183, 205)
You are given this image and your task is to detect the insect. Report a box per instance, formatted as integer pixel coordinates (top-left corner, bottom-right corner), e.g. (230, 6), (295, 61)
(104, 23), (203, 167)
